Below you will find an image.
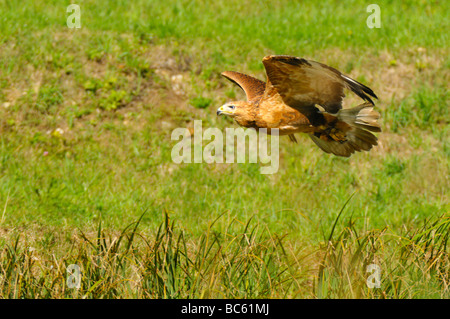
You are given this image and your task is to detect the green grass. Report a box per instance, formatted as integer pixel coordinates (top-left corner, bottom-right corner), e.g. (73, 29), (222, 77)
(0, 0), (449, 298)
(1, 211), (448, 298)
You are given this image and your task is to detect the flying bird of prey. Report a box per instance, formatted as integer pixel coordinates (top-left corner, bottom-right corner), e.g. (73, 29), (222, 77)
(217, 55), (381, 157)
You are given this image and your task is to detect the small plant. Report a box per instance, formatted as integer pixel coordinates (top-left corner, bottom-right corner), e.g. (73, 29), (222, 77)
(190, 97), (212, 109)
(98, 89), (129, 111)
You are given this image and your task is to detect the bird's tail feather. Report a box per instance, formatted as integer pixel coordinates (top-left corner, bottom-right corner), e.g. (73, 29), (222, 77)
(337, 102), (381, 133)
(309, 103), (381, 157)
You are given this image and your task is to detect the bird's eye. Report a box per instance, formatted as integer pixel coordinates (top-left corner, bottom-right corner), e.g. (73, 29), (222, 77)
(229, 105), (235, 109)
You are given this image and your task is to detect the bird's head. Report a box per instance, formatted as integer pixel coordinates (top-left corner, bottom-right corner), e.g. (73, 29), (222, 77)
(216, 101), (248, 118)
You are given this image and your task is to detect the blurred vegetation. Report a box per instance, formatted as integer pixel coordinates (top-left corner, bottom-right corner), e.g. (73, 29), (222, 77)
(0, 0), (448, 298)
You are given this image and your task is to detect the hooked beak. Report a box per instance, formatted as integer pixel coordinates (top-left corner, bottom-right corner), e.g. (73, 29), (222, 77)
(216, 106), (224, 116)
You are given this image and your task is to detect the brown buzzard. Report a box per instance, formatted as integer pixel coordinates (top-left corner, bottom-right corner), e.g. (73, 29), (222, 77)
(217, 55), (381, 157)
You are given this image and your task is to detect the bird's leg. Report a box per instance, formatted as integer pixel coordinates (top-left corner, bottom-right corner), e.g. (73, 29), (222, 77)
(288, 134), (298, 143)
(316, 126), (347, 143)
(328, 128), (347, 143)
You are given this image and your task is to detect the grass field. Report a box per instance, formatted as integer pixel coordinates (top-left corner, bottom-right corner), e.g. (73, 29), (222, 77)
(0, 0), (448, 298)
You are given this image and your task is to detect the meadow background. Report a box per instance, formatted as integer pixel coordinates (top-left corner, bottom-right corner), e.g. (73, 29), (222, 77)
(0, 0), (448, 298)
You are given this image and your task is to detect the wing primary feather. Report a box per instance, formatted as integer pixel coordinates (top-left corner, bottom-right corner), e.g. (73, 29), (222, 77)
(341, 75), (378, 105)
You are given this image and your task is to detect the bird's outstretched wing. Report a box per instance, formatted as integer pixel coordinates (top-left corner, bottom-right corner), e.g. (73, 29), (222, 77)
(221, 71), (266, 102)
(261, 55), (377, 114)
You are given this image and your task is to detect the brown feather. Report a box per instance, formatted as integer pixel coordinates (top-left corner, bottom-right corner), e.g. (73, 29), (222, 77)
(221, 71), (266, 102)
(261, 55), (377, 115)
